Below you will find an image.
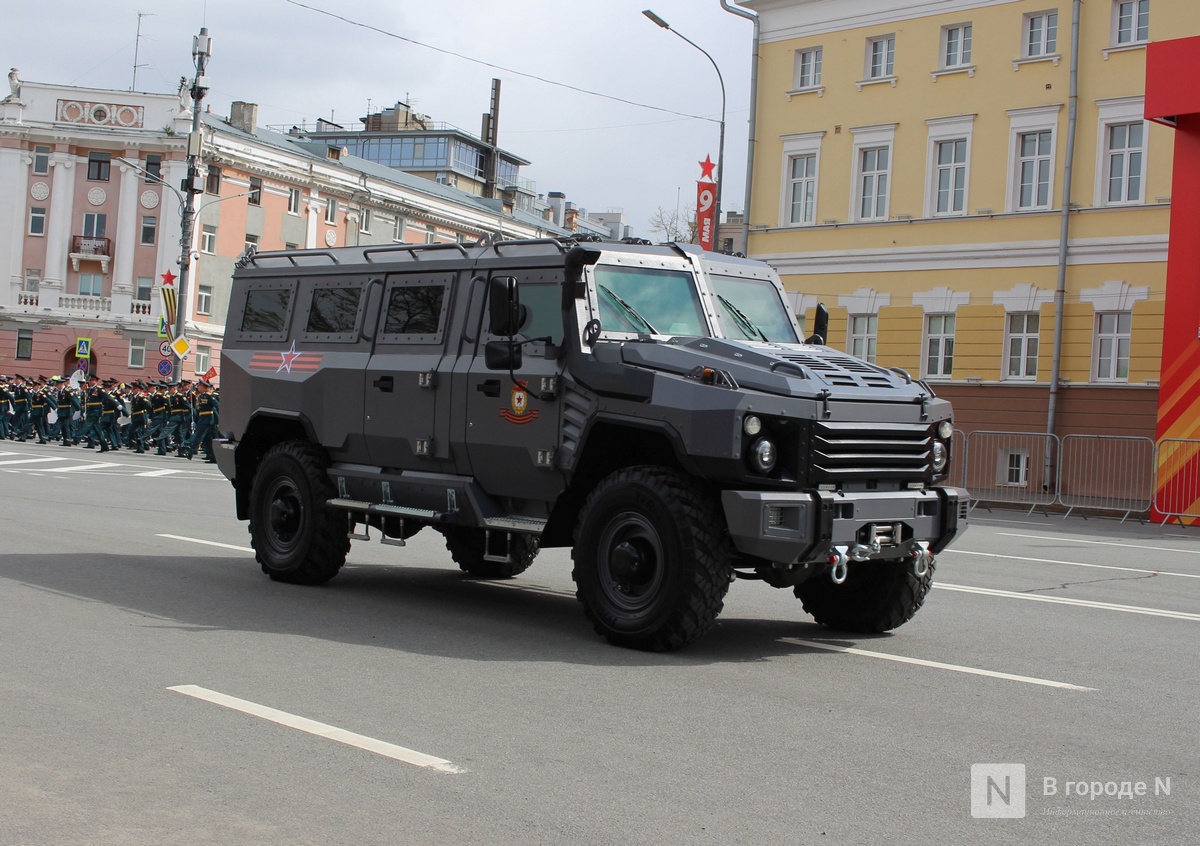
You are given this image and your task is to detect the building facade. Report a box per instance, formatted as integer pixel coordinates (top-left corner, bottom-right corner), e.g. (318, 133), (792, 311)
(740, 0), (1200, 458)
(0, 77), (568, 387)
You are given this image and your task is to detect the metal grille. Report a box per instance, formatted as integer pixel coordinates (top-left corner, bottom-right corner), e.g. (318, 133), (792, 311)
(811, 421), (931, 481)
(781, 353), (896, 389)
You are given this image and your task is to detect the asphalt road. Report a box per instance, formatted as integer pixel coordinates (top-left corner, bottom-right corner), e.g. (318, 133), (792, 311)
(0, 442), (1196, 845)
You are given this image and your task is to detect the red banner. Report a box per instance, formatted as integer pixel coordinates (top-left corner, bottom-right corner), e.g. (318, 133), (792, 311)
(696, 181), (716, 251)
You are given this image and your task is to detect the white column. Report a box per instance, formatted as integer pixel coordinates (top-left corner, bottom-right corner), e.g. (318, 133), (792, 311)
(153, 159), (188, 327)
(305, 190), (320, 249)
(0, 147), (29, 304)
(41, 152), (78, 305)
(109, 157), (140, 318)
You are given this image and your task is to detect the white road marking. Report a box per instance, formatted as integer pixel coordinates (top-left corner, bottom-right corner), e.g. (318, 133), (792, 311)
(936, 582), (1200, 621)
(138, 468), (183, 477)
(781, 638), (1095, 691)
(0, 456), (69, 466)
(996, 531), (1200, 557)
(168, 685), (467, 773)
(42, 462), (120, 472)
(950, 548), (1200, 580)
(157, 534), (252, 553)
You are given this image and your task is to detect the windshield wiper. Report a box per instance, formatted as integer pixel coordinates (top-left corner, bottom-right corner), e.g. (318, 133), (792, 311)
(718, 295), (769, 342)
(598, 285), (658, 334)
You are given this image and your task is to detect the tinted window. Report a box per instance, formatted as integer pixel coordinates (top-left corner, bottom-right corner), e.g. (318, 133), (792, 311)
(384, 286), (445, 335)
(593, 265), (707, 337)
(710, 275), (799, 343)
(514, 283), (563, 345)
(306, 287), (361, 333)
(242, 289), (292, 333)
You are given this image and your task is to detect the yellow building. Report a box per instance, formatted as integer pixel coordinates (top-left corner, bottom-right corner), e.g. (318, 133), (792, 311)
(741, 0), (1200, 447)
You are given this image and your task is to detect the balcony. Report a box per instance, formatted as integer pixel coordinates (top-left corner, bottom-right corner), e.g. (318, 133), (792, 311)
(69, 236), (111, 272)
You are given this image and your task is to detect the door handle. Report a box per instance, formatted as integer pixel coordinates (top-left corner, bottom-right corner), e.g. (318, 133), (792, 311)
(477, 379), (501, 397)
(373, 375), (394, 392)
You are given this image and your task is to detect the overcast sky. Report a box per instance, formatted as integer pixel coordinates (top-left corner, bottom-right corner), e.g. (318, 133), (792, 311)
(4, 0), (756, 238)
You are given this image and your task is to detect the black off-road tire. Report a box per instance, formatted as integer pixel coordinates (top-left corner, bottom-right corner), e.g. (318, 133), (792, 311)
(572, 466), (734, 651)
(248, 440), (349, 585)
(795, 556), (935, 632)
(440, 526), (538, 578)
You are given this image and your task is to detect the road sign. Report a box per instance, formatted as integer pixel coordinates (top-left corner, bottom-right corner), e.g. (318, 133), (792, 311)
(171, 336), (192, 359)
(75, 338), (92, 358)
(157, 316), (169, 339)
(159, 340), (172, 357)
(157, 359), (173, 377)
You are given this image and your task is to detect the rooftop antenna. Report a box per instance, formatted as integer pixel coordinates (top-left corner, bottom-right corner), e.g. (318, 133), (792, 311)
(131, 11), (154, 91)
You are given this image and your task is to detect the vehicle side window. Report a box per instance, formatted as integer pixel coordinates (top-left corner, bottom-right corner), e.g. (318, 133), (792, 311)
(515, 283), (563, 345)
(300, 279), (367, 343)
(240, 286), (294, 338)
(378, 275), (451, 344)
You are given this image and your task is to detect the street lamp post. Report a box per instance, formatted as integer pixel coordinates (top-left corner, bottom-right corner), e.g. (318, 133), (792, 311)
(174, 27), (211, 383)
(643, 9), (726, 244)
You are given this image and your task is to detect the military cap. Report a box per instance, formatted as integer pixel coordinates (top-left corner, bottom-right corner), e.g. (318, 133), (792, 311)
(199, 379), (212, 388)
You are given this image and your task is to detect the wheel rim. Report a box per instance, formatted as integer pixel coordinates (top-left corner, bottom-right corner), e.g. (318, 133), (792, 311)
(265, 476), (304, 555)
(597, 511), (665, 614)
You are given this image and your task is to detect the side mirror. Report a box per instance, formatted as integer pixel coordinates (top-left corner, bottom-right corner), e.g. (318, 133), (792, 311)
(484, 339), (522, 371)
(488, 275), (527, 336)
(805, 303), (829, 345)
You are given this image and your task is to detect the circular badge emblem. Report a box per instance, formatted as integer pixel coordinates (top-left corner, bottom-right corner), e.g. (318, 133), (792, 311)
(510, 384), (528, 417)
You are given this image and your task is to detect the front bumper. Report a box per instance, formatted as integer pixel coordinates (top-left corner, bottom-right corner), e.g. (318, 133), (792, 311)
(721, 486), (969, 565)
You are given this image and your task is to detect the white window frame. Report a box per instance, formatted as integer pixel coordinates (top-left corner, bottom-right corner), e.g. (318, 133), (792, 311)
(941, 23), (973, 69)
(792, 47), (824, 92)
(129, 338), (146, 369)
(135, 276), (153, 301)
(1113, 0), (1149, 46)
(287, 187), (301, 215)
(1005, 106), (1061, 213)
(195, 345), (211, 376)
(1094, 97), (1147, 207)
(425, 224), (437, 244)
(392, 216), (406, 243)
(28, 206), (47, 236)
(865, 34), (896, 80)
(1093, 311), (1132, 382)
(848, 314), (878, 363)
(79, 272), (104, 298)
(33, 145), (51, 176)
(924, 115), (975, 218)
(924, 313), (957, 379)
(1005, 311), (1041, 380)
(359, 208), (372, 234)
(998, 449), (1031, 487)
(1023, 11), (1059, 59)
(197, 285), (213, 315)
(200, 224), (218, 255)
(850, 124), (896, 223)
(325, 198), (338, 224)
(778, 131), (824, 227)
(24, 268), (41, 292)
(140, 215), (157, 246)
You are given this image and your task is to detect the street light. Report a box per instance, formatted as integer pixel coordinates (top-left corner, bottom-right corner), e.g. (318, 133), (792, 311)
(643, 9), (726, 245)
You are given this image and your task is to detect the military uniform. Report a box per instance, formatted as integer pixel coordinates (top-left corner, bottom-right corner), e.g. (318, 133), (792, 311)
(10, 375), (30, 440)
(57, 380), (80, 445)
(186, 380), (219, 461)
(0, 376), (13, 440)
(128, 384), (151, 453)
(77, 379), (104, 449)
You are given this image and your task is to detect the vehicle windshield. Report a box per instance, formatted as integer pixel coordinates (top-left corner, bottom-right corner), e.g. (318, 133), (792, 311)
(592, 265), (708, 337)
(709, 274), (799, 343)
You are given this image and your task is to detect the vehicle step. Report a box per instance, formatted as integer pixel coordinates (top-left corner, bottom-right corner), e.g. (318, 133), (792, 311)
(482, 516), (547, 532)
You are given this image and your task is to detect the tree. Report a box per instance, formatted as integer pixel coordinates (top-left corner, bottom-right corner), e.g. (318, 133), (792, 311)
(647, 204), (697, 244)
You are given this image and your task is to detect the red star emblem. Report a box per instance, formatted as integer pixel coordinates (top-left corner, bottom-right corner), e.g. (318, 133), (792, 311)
(161, 269), (177, 286)
(699, 155), (717, 182)
(277, 340), (301, 373)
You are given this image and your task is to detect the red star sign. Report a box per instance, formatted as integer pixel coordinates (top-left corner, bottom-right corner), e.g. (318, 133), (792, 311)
(277, 340), (301, 373)
(699, 155), (717, 182)
(160, 269), (177, 286)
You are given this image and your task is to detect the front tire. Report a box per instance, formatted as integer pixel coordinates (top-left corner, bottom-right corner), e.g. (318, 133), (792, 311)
(440, 526), (538, 578)
(572, 466), (733, 651)
(248, 441), (349, 585)
(795, 556), (934, 632)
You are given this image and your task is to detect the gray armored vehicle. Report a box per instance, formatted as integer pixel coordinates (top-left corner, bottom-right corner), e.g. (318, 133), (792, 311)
(215, 237), (967, 651)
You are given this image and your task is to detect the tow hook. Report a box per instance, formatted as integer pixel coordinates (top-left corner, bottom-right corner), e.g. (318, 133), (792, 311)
(828, 545), (849, 584)
(912, 542), (933, 578)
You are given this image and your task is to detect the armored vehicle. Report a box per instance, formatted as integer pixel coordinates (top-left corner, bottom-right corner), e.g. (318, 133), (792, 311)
(215, 237), (967, 651)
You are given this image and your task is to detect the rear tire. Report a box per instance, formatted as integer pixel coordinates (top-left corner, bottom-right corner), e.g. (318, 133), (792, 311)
(248, 440), (349, 585)
(572, 466), (733, 651)
(440, 526), (538, 578)
(795, 557), (934, 632)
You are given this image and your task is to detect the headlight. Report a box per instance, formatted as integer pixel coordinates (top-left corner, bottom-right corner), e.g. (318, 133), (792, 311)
(743, 414), (763, 436)
(750, 438), (777, 473)
(931, 441), (948, 472)
(936, 420), (954, 440)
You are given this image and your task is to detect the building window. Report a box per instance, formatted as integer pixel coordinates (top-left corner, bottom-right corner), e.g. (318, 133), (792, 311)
(425, 224), (437, 244)
(866, 35), (895, 79)
(359, 208), (372, 233)
(244, 233), (259, 255)
(87, 151), (111, 181)
(1105, 121), (1145, 204)
(24, 268), (41, 292)
(16, 329), (32, 360)
(287, 187), (301, 215)
(247, 176), (262, 205)
(79, 273), (104, 297)
(195, 345), (211, 375)
(141, 215), (157, 246)
(144, 154), (162, 183)
(1016, 130), (1054, 210)
(793, 47), (823, 89)
(28, 206), (46, 236)
(1006, 312), (1040, 378)
(33, 145), (51, 175)
(788, 154), (817, 225)
(925, 314), (956, 377)
(849, 314), (878, 363)
(205, 166), (222, 195)
(135, 276), (153, 301)
(197, 285), (213, 315)
(1095, 312), (1132, 381)
(201, 224), (217, 254)
(392, 216), (405, 242)
(857, 147), (891, 221)
(1001, 450), (1031, 487)
(934, 139), (968, 215)
(325, 198), (338, 224)
(1024, 11), (1058, 58)
(1114, 0), (1149, 45)
(129, 338), (146, 369)
(83, 212), (107, 238)
(942, 24), (973, 68)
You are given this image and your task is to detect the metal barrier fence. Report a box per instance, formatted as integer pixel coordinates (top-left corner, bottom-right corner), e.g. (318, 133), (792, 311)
(957, 431), (1199, 523)
(949, 428), (968, 490)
